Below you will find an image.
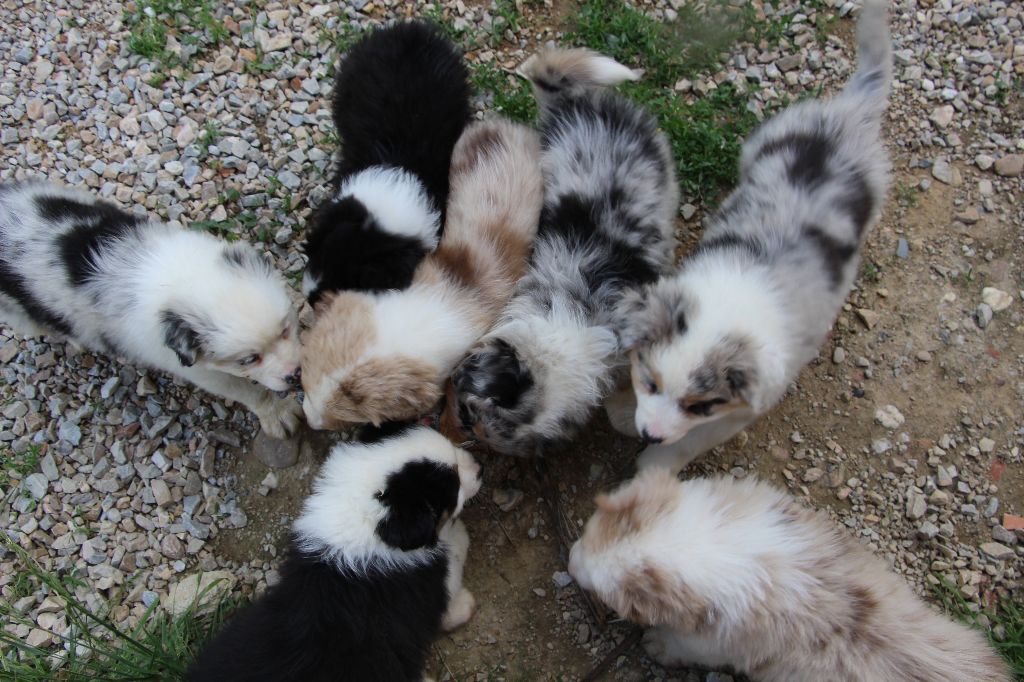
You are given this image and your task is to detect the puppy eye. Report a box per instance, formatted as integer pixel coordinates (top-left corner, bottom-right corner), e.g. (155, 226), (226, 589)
(644, 379), (658, 394)
(239, 354), (261, 366)
(684, 398), (727, 416)
(281, 326), (290, 340)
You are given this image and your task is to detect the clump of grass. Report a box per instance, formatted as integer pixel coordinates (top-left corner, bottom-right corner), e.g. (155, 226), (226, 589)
(0, 444), (40, 493)
(0, 535), (242, 680)
(124, 0), (229, 75)
(933, 578), (1024, 678)
(894, 181), (919, 207)
(470, 61), (537, 123)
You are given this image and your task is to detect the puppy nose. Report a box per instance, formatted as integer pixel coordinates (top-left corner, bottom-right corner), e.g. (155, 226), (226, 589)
(641, 429), (663, 444)
(285, 367), (302, 387)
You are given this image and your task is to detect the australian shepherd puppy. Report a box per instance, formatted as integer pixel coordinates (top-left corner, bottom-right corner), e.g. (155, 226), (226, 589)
(440, 48), (678, 455)
(569, 469), (1011, 682)
(188, 426), (482, 682)
(611, 1), (893, 472)
(300, 119), (543, 430)
(302, 20), (472, 306)
(0, 182), (302, 438)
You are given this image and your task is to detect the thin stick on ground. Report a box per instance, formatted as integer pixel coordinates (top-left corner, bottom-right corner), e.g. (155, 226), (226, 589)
(579, 628), (643, 682)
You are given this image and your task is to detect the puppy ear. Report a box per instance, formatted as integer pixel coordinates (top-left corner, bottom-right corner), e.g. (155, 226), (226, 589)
(617, 562), (711, 629)
(374, 460), (460, 551)
(160, 310), (204, 367)
(613, 283), (689, 351)
(375, 500), (442, 551)
(337, 358), (441, 425)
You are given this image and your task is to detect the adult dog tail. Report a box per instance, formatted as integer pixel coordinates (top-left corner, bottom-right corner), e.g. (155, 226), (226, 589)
(518, 47), (643, 111)
(841, 0), (892, 121)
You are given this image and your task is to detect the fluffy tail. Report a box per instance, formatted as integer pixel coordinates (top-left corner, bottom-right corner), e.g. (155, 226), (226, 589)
(518, 47), (643, 111)
(841, 0), (892, 120)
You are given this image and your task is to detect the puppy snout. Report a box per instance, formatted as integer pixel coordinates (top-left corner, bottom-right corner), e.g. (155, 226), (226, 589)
(641, 429), (663, 445)
(284, 367), (302, 387)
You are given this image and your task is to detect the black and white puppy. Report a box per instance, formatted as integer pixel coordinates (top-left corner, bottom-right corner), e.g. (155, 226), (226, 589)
(0, 182), (302, 439)
(612, 0), (892, 472)
(302, 20), (472, 306)
(188, 426), (482, 682)
(442, 49), (678, 455)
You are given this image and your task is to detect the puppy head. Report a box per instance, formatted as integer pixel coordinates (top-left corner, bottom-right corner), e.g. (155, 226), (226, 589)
(568, 468), (710, 628)
(294, 426), (482, 569)
(160, 243), (300, 391)
(613, 280), (760, 446)
(300, 293), (442, 430)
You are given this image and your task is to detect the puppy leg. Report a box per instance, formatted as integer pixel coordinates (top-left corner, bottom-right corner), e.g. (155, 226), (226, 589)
(642, 627), (721, 669)
(603, 387), (639, 438)
(637, 413), (753, 473)
(176, 367), (302, 439)
(439, 519), (475, 631)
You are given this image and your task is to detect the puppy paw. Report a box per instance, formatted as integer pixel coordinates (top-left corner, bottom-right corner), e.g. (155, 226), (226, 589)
(441, 588), (475, 632)
(642, 627), (686, 668)
(636, 444), (689, 475)
(256, 397), (303, 440)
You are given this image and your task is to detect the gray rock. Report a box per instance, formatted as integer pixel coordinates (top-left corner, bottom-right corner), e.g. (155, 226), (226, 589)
(151, 479), (173, 507)
(58, 421), (82, 446)
(931, 157), (962, 185)
(992, 526), (1017, 545)
(994, 154), (1023, 177)
(906, 489), (927, 520)
(896, 238), (909, 259)
(552, 571), (573, 588)
(251, 431), (300, 468)
(979, 542), (1014, 561)
(23, 472), (48, 499)
(918, 521), (940, 539)
(874, 405), (905, 429)
(975, 303), (993, 329)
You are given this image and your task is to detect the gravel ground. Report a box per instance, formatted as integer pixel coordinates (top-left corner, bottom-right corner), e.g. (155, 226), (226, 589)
(1, 0), (1022, 679)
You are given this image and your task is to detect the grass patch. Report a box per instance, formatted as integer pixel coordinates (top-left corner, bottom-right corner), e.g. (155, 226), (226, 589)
(933, 578), (1024, 679)
(894, 181), (919, 207)
(0, 536), (243, 680)
(0, 444), (40, 493)
(124, 0), (229, 75)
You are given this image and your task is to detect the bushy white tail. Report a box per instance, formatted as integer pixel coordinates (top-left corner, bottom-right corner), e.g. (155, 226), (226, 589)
(842, 0), (892, 119)
(518, 47), (643, 110)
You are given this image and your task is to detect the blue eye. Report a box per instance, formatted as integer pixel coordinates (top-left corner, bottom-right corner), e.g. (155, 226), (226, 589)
(239, 354), (261, 366)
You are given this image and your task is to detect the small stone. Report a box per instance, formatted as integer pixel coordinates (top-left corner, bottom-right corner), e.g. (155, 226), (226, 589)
(212, 54), (233, 74)
(916, 350), (932, 363)
(151, 479), (173, 507)
(492, 488), (524, 512)
(1003, 514), (1024, 531)
(25, 629), (52, 648)
(992, 526), (1017, 545)
(979, 542), (1014, 561)
(25, 99), (44, 120)
(251, 431), (300, 468)
(58, 421), (82, 446)
(163, 571), (238, 616)
(929, 105), (954, 128)
(673, 78), (692, 92)
(896, 238), (909, 259)
(975, 154), (994, 170)
(874, 405), (905, 429)
(872, 438), (892, 455)
(977, 179), (993, 196)
(955, 207), (980, 224)
(931, 158), (962, 186)
(975, 304), (993, 329)
(981, 288), (1012, 312)
(918, 521), (940, 539)
(776, 54), (803, 72)
(856, 308), (880, 329)
(137, 376), (157, 396)
(928, 489), (950, 506)
(161, 534), (185, 559)
(276, 170), (301, 190)
(978, 437), (996, 453)
(552, 571), (573, 588)
(23, 473), (48, 500)
(994, 154), (1024, 178)
(680, 203), (697, 220)
(832, 347), (846, 364)
(936, 465), (954, 487)
(906, 490), (927, 520)
(802, 467), (823, 483)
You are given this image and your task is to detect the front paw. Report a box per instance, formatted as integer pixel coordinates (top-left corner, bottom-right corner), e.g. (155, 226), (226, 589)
(642, 627), (685, 668)
(256, 397), (303, 439)
(441, 588), (475, 632)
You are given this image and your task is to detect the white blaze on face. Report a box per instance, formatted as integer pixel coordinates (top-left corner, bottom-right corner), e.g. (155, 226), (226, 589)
(634, 392), (692, 444)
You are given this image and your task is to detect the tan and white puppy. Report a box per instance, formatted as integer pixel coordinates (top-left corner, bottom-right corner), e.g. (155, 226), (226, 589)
(0, 182), (301, 439)
(301, 119), (543, 430)
(569, 469), (1011, 682)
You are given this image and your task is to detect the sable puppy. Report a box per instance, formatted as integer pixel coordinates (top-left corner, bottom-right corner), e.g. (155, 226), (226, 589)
(0, 182), (301, 438)
(569, 469), (1011, 682)
(302, 20), (471, 306)
(441, 48), (678, 455)
(301, 119), (543, 430)
(611, 0), (893, 472)
(188, 426), (482, 682)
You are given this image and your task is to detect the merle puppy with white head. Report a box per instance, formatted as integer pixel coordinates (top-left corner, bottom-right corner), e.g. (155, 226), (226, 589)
(612, 0), (892, 471)
(441, 48), (678, 455)
(302, 20), (471, 306)
(188, 426), (482, 682)
(0, 182), (302, 438)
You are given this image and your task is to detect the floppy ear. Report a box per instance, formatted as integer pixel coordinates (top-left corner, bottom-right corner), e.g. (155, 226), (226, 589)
(374, 460), (460, 551)
(375, 498), (442, 551)
(337, 357), (442, 425)
(613, 283), (688, 351)
(617, 562), (711, 630)
(160, 310), (205, 367)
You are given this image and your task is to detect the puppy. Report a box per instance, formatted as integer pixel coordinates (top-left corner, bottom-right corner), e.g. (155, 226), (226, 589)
(301, 119), (543, 430)
(441, 48), (678, 455)
(0, 182), (302, 438)
(612, 0), (892, 472)
(302, 20), (472, 306)
(569, 469), (1011, 682)
(187, 426), (482, 682)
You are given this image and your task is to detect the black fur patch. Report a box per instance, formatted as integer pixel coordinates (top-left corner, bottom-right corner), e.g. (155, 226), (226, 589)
(187, 539), (449, 682)
(160, 310), (203, 367)
(222, 243), (273, 278)
(694, 232), (767, 260)
(42, 196), (142, 287)
(839, 169), (876, 236)
(755, 132), (834, 188)
(804, 225), (857, 289)
(303, 196), (430, 305)
(453, 339), (534, 410)
(375, 459), (459, 551)
(0, 260), (74, 337)
(355, 420), (417, 444)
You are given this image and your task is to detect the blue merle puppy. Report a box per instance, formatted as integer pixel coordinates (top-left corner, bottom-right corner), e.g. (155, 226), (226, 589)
(302, 20), (472, 306)
(441, 48), (679, 456)
(612, 0), (893, 472)
(188, 426), (482, 682)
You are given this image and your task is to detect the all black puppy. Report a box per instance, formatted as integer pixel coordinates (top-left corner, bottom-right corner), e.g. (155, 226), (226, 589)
(188, 426), (481, 682)
(302, 21), (472, 306)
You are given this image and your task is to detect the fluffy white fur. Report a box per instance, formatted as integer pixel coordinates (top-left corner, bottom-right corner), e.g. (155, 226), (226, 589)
(612, 0), (893, 471)
(0, 182), (302, 438)
(294, 426), (481, 575)
(569, 469), (1011, 682)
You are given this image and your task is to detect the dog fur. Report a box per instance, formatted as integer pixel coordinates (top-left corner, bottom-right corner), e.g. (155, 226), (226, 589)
(441, 48), (678, 456)
(611, 0), (892, 471)
(300, 119), (543, 430)
(302, 20), (472, 306)
(569, 469), (1011, 682)
(188, 426), (482, 681)
(0, 182), (302, 438)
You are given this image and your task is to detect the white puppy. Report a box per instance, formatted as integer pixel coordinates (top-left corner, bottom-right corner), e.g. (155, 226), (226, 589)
(612, 0), (892, 471)
(0, 182), (302, 438)
(570, 469), (1011, 682)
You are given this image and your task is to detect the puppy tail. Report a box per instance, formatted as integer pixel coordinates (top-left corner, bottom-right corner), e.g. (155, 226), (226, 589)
(518, 47), (643, 110)
(841, 0), (892, 120)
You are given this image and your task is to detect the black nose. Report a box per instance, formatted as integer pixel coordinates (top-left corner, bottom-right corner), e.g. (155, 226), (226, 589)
(285, 368), (302, 387)
(641, 429), (662, 444)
